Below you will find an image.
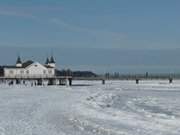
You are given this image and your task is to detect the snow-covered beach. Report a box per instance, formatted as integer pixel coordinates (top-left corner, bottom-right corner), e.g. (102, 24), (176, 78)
(0, 80), (180, 135)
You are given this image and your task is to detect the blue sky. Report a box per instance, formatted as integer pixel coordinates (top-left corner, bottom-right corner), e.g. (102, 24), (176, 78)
(0, 0), (180, 49)
(0, 0), (180, 73)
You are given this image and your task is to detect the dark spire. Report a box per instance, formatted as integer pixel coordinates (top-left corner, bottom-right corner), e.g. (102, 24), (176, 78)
(50, 56), (55, 63)
(45, 57), (49, 64)
(16, 56), (22, 64)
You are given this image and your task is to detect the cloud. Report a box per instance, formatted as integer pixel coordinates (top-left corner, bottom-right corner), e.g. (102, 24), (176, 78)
(0, 5), (63, 19)
(0, 9), (36, 19)
(25, 6), (63, 12)
(0, 5), (126, 41)
(50, 18), (127, 41)
(0, 6), (127, 47)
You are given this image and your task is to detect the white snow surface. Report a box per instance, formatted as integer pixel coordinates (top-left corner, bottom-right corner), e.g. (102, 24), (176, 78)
(0, 80), (180, 135)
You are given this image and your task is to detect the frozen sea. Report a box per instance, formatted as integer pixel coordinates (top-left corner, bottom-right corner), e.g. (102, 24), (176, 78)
(0, 80), (180, 135)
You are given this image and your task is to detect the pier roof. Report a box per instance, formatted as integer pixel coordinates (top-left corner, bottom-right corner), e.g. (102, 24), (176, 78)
(22, 60), (34, 68)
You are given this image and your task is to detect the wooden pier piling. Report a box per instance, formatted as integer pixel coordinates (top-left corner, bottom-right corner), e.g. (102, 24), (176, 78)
(102, 79), (105, 85)
(68, 78), (72, 86)
(169, 78), (173, 84)
(136, 79), (139, 84)
(0, 76), (72, 86)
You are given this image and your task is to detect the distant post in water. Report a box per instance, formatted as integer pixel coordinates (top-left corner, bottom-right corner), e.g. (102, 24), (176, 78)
(16, 79), (20, 84)
(169, 78), (173, 84)
(37, 79), (43, 85)
(136, 79), (139, 84)
(68, 78), (72, 86)
(145, 72), (149, 78)
(102, 79), (105, 85)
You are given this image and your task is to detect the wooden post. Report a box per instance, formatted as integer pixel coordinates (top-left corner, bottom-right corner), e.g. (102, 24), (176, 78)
(48, 79), (56, 85)
(58, 79), (61, 85)
(136, 79), (139, 84)
(102, 79), (105, 85)
(16, 79), (20, 84)
(68, 78), (72, 86)
(48, 79), (53, 85)
(169, 78), (173, 84)
(37, 79), (43, 85)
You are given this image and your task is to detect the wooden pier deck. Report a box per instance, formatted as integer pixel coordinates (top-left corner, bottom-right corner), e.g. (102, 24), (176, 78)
(0, 76), (73, 86)
(0, 75), (178, 86)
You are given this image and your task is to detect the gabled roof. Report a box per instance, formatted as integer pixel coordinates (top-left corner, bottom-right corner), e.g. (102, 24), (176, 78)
(22, 60), (34, 68)
(44, 65), (54, 68)
(1, 60), (54, 69)
(0, 60), (34, 69)
(1, 65), (19, 68)
(21, 60), (54, 68)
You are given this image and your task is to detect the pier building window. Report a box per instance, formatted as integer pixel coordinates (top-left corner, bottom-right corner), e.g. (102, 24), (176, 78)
(48, 70), (52, 74)
(26, 70), (29, 74)
(9, 70), (14, 74)
(20, 70), (24, 74)
(43, 70), (46, 74)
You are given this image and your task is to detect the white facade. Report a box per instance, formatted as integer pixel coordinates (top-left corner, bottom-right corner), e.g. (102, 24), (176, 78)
(4, 62), (55, 78)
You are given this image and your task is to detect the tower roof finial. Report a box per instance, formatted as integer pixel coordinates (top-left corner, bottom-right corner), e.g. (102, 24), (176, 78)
(50, 55), (55, 63)
(45, 57), (49, 64)
(16, 55), (22, 64)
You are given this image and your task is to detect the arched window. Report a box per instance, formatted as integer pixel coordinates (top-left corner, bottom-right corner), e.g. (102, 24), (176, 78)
(26, 70), (29, 74)
(48, 70), (52, 74)
(43, 70), (46, 74)
(9, 70), (14, 74)
(20, 70), (24, 74)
